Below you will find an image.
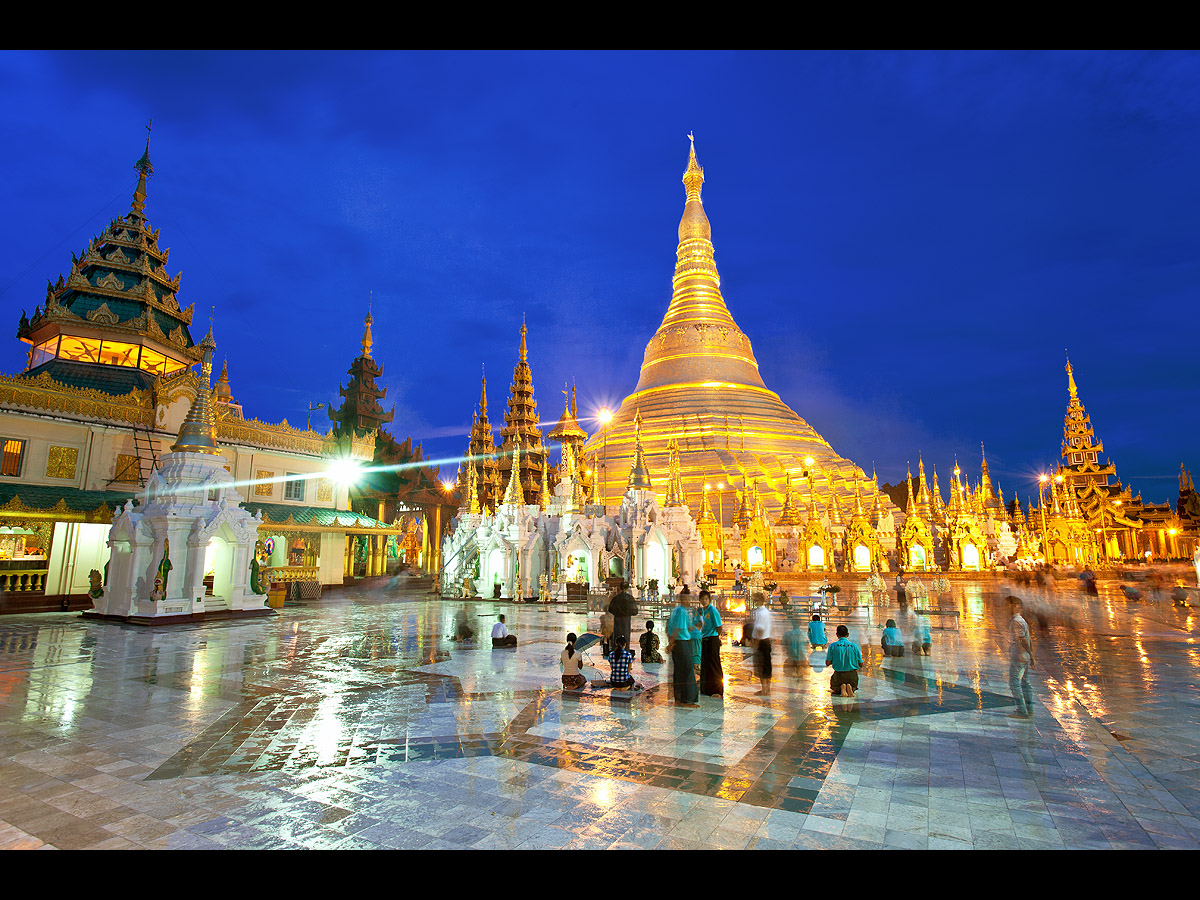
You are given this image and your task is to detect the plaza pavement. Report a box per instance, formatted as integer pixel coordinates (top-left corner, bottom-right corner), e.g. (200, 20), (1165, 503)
(1, 575), (1198, 850)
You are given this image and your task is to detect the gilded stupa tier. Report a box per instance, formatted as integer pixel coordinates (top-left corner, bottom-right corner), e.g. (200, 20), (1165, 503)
(583, 136), (893, 525)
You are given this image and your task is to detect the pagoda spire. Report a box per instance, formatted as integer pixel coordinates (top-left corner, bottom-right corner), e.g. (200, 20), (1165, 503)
(627, 408), (653, 492)
(171, 323), (220, 455)
(501, 443), (524, 507)
(131, 120), (154, 218)
(664, 438), (685, 506)
(915, 456), (934, 520)
(361, 294), (374, 359)
(499, 321), (543, 505)
(465, 454), (481, 515)
(906, 465), (917, 516)
(827, 475), (845, 527)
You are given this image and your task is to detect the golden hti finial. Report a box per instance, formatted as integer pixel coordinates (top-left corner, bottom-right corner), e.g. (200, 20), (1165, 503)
(683, 132), (705, 200)
(361, 293), (374, 359)
(1065, 350), (1079, 403)
(132, 120), (154, 215)
(519, 316), (528, 364)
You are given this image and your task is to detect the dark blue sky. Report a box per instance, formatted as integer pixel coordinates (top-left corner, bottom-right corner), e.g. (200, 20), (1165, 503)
(1, 51), (1196, 505)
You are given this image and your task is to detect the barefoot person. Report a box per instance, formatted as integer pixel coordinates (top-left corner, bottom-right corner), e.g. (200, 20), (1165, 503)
(561, 633), (587, 691)
(666, 590), (700, 707)
(825, 624), (863, 697)
(1008, 595), (1036, 718)
(491, 614), (517, 648)
(697, 590), (724, 696)
(750, 592), (773, 696)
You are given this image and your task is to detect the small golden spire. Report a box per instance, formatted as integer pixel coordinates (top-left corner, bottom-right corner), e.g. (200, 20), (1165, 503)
(501, 444), (523, 507)
(170, 323), (221, 455)
(131, 121), (154, 216)
(466, 455), (481, 515)
(627, 408), (653, 491)
(1066, 351), (1079, 403)
(361, 294), (374, 359)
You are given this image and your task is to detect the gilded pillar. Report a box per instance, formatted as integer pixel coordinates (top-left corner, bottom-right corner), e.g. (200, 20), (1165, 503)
(344, 535), (353, 577)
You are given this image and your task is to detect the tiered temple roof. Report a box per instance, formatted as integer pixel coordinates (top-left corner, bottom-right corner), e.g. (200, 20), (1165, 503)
(17, 131), (200, 394)
(497, 322), (545, 505)
(329, 305), (395, 438)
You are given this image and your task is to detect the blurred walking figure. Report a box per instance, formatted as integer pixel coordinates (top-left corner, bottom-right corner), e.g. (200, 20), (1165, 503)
(912, 612), (932, 656)
(451, 607), (474, 642)
(750, 592), (773, 696)
(666, 591), (700, 707)
(697, 590), (724, 696)
(1007, 596), (1036, 719)
(783, 618), (806, 675)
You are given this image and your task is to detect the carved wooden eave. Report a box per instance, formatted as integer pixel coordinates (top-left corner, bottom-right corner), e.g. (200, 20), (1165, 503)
(0, 370), (154, 427)
(0, 495), (117, 524)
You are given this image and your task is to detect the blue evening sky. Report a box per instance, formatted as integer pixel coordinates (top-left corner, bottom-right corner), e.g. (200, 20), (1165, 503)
(1, 51), (1196, 504)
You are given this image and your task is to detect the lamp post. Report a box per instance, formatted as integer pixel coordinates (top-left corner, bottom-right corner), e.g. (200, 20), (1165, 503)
(598, 406), (612, 511)
(307, 402), (325, 432)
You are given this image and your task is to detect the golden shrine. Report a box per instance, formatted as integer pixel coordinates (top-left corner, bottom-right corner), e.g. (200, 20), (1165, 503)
(581, 136), (894, 529)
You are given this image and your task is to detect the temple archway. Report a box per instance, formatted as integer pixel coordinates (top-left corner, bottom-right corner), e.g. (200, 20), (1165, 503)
(808, 545), (825, 570)
(852, 544), (871, 572)
(909, 545), (926, 569)
(961, 542), (980, 571)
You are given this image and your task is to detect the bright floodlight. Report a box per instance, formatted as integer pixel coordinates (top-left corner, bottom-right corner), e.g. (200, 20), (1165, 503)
(328, 457), (362, 486)
(598, 406), (613, 424)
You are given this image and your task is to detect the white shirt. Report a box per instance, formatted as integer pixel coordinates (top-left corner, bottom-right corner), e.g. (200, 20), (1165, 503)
(492, 622), (509, 639)
(752, 606), (772, 640)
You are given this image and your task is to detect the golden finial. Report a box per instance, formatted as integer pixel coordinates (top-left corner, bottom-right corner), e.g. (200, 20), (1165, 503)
(682, 133), (705, 200)
(171, 320), (221, 455)
(361, 293), (374, 359)
(519, 317), (528, 363)
(1066, 350), (1079, 402)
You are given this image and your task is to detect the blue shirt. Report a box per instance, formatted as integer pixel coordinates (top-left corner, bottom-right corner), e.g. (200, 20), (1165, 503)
(783, 628), (804, 660)
(808, 620), (827, 645)
(667, 605), (698, 642)
(697, 604), (722, 638)
(882, 626), (903, 646)
(826, 637), (863, 672)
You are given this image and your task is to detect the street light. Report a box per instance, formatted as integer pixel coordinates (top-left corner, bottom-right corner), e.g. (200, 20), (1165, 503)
(307, 401), (325, 432)
(598, 406), (612, 510)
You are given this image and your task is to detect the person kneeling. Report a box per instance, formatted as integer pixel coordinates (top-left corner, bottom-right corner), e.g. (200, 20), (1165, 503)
(607, 636), (639, 689)
(881, 618), (905, 657)
(491, 614), (518, 648)
(826, 624), (863, 697)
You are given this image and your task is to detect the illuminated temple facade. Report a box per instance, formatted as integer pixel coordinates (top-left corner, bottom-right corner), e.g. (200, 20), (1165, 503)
(581, 138), (900, 551)
(0, 138), (442, 614)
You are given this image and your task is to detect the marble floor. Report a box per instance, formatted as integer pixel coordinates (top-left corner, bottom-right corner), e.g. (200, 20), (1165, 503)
(1, 576), (1199, 850)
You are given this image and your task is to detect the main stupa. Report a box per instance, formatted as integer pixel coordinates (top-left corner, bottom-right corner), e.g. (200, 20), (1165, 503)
(584, 136), (892, 526)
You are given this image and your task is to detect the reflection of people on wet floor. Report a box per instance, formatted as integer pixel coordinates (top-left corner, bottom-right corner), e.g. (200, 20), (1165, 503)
(826, 624), (863, 697)
(751, 592), (773, 696)
(666, 591), (700, 707)
(607, 635), (636, 688)
(639, 620), (664, 663)
(607, 581), (639, 656)
(561, 633), (587, 691)
(491, 614), (517, 648)
(1007, 596), (1036, 719)
(451, 608), (474, 642)
(808, 614), (827, 649)
(697, 590), (723, 696)
(881, 618), (905, 657)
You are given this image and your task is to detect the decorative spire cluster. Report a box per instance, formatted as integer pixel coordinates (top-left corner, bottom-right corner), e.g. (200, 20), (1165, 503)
(498, 321), (545, 505)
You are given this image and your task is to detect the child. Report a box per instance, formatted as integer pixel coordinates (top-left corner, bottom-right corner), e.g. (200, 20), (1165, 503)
(639, 620), (664, 663)
(808, 613), (828, 650)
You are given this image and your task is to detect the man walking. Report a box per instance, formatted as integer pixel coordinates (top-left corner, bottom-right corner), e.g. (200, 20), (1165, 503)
(1007, 595), (1036, 719)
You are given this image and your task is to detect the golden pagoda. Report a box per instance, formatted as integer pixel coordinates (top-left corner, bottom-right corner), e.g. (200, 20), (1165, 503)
(497, 321), (545, 505)
(581, 136), (889, 525)
(459, 368), (500, 511)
